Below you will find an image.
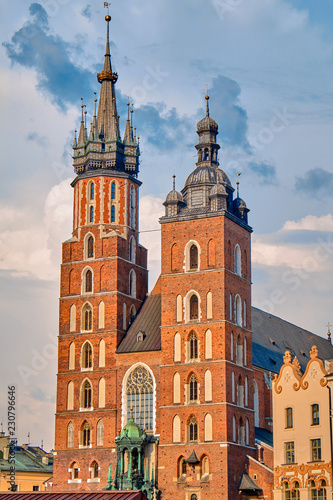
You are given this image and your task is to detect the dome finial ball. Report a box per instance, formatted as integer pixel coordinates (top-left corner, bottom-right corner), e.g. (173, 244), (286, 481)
(105, 14), (111, 21)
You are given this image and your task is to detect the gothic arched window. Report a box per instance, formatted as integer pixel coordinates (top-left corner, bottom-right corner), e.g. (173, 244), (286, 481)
(97, 419), (104, 446)
(111, 205), (115, 222)
(129, 270), (136, 298)
(87, 236), (94, 259)
(67, 422), (74, 448)
(82, 342), (92, 369)
(82, 380), (92, 409)
(189, 416), (198, 442)
(91, 461), (99, 479)
(126, 366), (154, 431)
(189, 332), (198, 360)
(190, 294), (199, 320)
(189, 374), (198, 402)
(89, 205), (94, 223)
(81, 421), (91, 447)
(235, 244), (241, 276)
(85, 269), (93, 293)
(129, 237), (136, 263)
(111, 182), (116, 200)
(82, 303), (92, 331)
(190, 244), (198, 270)
(89, 182), (95, 200)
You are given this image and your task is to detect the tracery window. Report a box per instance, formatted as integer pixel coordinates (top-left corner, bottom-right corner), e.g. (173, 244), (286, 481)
(126, 366), (154, 431)
(189, 416), (198, 442)
(82, 421), (91, 447)
(189, 374), (198, 402)
(82, 380), (92, 408)
(82, 342), (92, 369)
(189, 332), (198, 360)
(82, 303), (92, 331)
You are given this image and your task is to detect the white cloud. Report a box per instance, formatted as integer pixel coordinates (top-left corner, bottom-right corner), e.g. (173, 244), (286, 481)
(282, 214), (333, 232)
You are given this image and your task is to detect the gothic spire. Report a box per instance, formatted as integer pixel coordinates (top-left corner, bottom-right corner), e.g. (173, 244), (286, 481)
(124, 101), (131, 142)
(96, 14), (120, 141)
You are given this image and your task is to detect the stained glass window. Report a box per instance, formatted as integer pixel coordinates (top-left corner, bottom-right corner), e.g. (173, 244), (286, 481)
(126, 366), (154, 431)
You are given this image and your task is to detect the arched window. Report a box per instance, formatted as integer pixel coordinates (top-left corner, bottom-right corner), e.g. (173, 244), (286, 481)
(236, 335), (243, 365)
(97, 419), (104, 446)
(85, 269), (93, 293)
(126, 365), (154, 431)
(178, 456), (186, 477)
(205, 370), (212, 402)
(173, 415), (181, 443)
(189, 332), (198, 360)
(235, 244), (241, 276)
(171, 243), (178, 272)
(99, 378), (105, 408)
(254, 380), (259, 427)
(98, 301), (105, 329)
(173, 372), (181, 404)
(190, 244), (198, 270)
(235, 295), (242, 326)
(130, 305), (136, 324)
(176, 294), (182, 322)
(206, 291), (213, 319)
(130, 185), (135, 228)
(90, 461), (99, 479)
(189, 416), (198, 442)
(190, 294), (199, 320)
(111, 182), (116, 200)
(191, 495), (198, 500)
(246, 419), (249, 445)
(81, 342), (92, 369)
(69, 342), (75, 370)
(129, 237), (136, 263)
(70, 304), (76, 332)
(238, 417), (245, 445)
(99, 339), (105, 368)
(81, 421), (91, 447)
(189, 374), (198, 402)
(237, 375), (244, 407)
(284, 481), (300, 500)
(129, 270), (136, 298)
(81, 379), (92, 409)
(67, 422), (74, 448)
(89, 205), (94, 223)
(82, 303), (92, 331)
(232, 415), (236, 442)
(205, 329), (212, 359)
(89, 182), (95, 200)
(201, 456), (209, 477)
(174, 332), (181, 362)
(204, 413), (212, 441)
(87, 235), (94, 259)
(232, 372), (235, 403)
(111, 205), (115, 222)
(67, 381), (74, 411)
(70, 462), (79, 480)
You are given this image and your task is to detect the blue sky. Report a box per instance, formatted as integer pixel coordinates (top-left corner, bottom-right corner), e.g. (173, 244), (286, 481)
(1, 0), (333, 451)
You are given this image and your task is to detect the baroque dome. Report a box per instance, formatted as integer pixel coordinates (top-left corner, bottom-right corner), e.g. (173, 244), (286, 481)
(184, 165), (231, 188)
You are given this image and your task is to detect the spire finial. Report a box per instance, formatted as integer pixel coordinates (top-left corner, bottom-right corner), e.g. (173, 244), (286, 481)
(205, 85), (209, 116)
(130, 403), (133, 419)
(172, 173), (176, 191)
(93, 92), (97, 117)
(236, 173), (241, 198)
(327, 322), (332, 343)
(84, 110), (87, 129)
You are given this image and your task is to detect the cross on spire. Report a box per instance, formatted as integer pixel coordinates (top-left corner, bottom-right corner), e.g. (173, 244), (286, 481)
(104, 2), (111, 15)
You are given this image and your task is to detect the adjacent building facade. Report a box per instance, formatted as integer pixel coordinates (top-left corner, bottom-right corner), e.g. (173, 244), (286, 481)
(273, 347), (332, 499)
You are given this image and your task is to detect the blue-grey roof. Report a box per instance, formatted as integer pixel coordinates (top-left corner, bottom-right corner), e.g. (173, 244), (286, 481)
(252, 307), (333, 373)
(255, 427), (273, 448)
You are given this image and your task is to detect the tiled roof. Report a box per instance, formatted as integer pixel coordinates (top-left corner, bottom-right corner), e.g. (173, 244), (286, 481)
(116, 295), (161, 353)
(238, 472), (262, 492)
(115, 294), (333, 374)
(0, 493), (147, 500)
(252, 307), (333, 373)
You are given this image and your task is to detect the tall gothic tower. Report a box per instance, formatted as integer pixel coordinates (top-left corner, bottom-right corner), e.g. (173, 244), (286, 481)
(158, 96), (254, 499)
(53, 15), (148, 489)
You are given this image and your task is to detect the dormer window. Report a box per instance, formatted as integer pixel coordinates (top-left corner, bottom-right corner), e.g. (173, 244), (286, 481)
(136, 331), (145, 343)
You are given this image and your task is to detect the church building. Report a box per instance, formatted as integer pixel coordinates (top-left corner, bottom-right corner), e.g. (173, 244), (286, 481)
(52, 13), (333, 500)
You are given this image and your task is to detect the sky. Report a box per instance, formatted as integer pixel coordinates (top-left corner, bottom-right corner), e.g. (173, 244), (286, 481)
(1, 0), (333, 451)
